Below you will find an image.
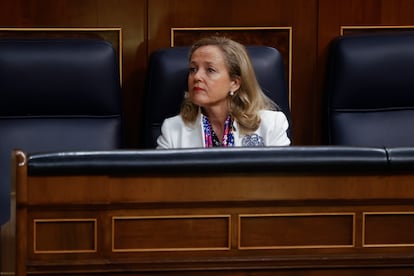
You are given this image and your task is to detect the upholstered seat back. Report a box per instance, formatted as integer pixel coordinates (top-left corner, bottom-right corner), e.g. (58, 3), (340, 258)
(144, 46), (291, 148)
(0, 38), (123, 224)
(325, 32), (414, 146)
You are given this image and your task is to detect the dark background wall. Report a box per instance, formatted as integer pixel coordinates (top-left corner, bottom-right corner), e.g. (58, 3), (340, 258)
(1, 0), (414, 147)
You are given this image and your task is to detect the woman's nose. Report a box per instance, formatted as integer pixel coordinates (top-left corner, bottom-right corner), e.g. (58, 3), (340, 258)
(193, 69), (203, 81)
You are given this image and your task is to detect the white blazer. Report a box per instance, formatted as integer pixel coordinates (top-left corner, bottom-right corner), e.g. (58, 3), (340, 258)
(156, 110), (290, 149)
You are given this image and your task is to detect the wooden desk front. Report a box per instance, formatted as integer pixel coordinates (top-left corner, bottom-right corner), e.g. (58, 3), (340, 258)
(14, 149), (414, 275)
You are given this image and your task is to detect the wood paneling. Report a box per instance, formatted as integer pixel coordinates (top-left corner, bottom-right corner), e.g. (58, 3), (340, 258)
(14, 152), (414, 275)
(239, 213), (354, 249)
(113, 215), (230, 251)
(363, 212), (414, 247)
(34, 219), (96, 253)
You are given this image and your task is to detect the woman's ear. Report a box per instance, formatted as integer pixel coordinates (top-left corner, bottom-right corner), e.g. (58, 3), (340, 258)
(231, 76), (241, 92)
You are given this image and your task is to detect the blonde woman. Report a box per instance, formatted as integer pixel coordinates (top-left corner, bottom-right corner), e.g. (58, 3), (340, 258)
(157, 36), (290, 148)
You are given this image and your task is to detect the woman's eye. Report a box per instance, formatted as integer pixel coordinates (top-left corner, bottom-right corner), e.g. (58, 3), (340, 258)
(207, 67), (216, 73)
(189, 67), (196, 73)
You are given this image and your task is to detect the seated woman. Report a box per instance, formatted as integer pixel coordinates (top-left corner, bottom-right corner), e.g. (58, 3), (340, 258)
(157, 36), (290, 149)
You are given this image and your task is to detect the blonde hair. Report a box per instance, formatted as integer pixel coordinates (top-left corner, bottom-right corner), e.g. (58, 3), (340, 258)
(180, 36), (278, 134)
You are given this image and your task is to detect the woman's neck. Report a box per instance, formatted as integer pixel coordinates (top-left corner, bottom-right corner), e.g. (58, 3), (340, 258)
(202, 106), (229, 141)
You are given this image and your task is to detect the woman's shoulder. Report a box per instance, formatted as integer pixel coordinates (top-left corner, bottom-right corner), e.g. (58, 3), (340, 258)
(259, 109), (288, 120)
(164, 114), (182, 121)
(162, 113), (200, 129)
(162, 114), (184, 125)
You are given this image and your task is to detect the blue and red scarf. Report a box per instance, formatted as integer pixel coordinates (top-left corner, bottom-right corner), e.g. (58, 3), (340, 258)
(202, 114), (234, 147)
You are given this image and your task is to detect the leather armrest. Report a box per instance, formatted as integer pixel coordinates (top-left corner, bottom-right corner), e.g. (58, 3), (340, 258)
(27, 146), (388, 175)
(387, 147), (414, 171)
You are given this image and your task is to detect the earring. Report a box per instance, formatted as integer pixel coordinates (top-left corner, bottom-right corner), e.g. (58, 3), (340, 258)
(229, 91), (234, 96)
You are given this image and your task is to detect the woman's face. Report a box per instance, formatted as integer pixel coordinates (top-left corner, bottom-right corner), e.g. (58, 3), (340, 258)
(188, 45), (240, 110)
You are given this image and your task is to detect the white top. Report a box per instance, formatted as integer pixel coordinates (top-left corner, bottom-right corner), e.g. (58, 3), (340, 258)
(156, 110), (290, 149)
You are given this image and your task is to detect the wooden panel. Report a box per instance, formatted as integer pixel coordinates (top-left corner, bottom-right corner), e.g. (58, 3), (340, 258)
(363, 212), (414, 247)
(14, 149), (414, 275)
(112, 215), (230, 252)
(239, 213), (355, 249)
(34, 219), (96, 253)
(25, 174), (414, 204)
(16, 172), (414, 275)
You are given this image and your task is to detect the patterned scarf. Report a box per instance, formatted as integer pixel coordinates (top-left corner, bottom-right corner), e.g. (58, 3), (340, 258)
(202, 114), (234, 147)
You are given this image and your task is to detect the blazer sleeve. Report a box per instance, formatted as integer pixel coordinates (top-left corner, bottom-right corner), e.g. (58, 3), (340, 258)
(156, 118), (173, 149)
(263, 110), (291, 146)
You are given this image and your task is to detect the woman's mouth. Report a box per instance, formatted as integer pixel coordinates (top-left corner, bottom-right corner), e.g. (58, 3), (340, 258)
(193, 87), (204, 92)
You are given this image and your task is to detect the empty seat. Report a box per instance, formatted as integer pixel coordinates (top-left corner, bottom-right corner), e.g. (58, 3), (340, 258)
(325, 32), (414, 146)
(0, 38), (124, 225)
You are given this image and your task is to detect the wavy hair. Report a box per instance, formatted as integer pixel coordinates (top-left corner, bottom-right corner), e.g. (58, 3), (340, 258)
(180, 36), (278, 134)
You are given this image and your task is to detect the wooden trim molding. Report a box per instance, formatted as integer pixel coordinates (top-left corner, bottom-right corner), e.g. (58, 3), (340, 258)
(362, 212), (414, 248)
(340, 25), (414, 36)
